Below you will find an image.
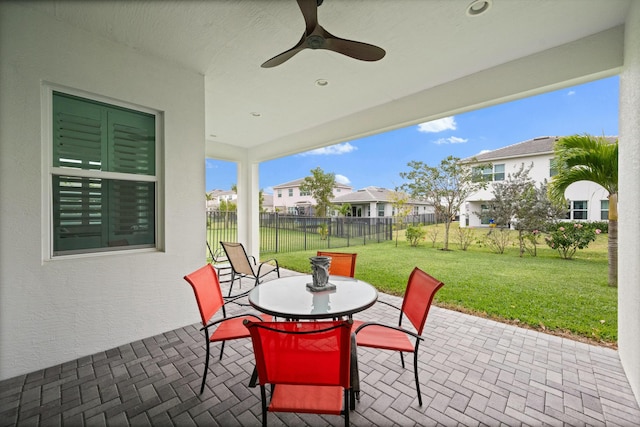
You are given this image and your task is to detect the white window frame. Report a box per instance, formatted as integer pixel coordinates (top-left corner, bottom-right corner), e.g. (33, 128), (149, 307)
(601, 199), (609, 220)
(570, 200), (588, 220)
(41, 83), (164, 260)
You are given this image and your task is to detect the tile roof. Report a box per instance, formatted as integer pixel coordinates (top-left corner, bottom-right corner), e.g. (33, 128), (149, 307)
(332, 186), (428, 205)
(463, 135), (618, 162)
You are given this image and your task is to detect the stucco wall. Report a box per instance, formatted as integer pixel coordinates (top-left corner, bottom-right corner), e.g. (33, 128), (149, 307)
(618, 0), (640, 404)
(0, 4), (206, 379)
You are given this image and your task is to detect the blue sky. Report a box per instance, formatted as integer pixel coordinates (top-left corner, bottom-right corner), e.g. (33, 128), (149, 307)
(206, 76), (619, 193)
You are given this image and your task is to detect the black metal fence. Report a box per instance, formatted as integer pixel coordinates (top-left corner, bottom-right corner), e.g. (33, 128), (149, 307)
(206, 211), (436, 256)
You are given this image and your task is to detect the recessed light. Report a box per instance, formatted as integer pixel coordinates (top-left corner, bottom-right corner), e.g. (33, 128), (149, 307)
(315, 79), (329, 87)
(466, 0), (491, 17)
(250, 112), (261, 117)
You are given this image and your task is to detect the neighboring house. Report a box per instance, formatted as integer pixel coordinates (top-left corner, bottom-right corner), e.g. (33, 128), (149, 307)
(207, 189), (274, 212)
(272, 178), (353, 215)
(332, 186), (434, 218)
(460, 136), (616, 228)
(262, 193), (274, 212)
(206, 189), (237, 212)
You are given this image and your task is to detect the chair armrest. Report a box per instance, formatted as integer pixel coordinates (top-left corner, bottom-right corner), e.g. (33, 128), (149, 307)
(248, 255), (257, 265)
(201, 313), (264, 331)
(353, 321), (424, 341)
(223, 293), (251, 306)
(375, 299), (401, 312)
(256, 259), (279, 277)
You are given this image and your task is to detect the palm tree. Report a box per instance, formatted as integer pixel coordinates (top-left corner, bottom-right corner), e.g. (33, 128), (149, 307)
(549, 134), (618, 287)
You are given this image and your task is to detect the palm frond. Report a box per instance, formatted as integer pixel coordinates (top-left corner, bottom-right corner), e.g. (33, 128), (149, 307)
(549, 134), (618, 202)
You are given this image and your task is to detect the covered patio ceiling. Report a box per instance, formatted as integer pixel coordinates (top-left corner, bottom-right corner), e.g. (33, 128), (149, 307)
(23, 0), (629, 161)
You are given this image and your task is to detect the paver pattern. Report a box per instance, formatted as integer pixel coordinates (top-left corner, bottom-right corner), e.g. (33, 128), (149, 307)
(1, 269), (639, 426)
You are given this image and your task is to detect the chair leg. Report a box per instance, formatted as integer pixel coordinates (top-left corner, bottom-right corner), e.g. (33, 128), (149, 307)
(344, 388), (350, 426)
(400, 351), (405, 368)
(413, 349), (422, 406)
(260, 386), (268, 427)
(227, 272), (237, 297)
(200, 338), (211, 395)
(219, 341), (226, 360)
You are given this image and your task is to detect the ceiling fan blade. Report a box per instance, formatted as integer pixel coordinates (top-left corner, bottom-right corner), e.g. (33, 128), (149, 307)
(322, 28), (386, 62)
(261, 37), (307, 68)
(297, 0), (319, 35)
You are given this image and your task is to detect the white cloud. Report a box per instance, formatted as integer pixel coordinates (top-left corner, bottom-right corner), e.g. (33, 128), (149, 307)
(417, 116), (456, 133)
(567, 90), (576, 96)
(335, 174), (351, 185)
(299, 142), (357, 156)
(477, 149), (491, 155)
(433, 136), (468, 145)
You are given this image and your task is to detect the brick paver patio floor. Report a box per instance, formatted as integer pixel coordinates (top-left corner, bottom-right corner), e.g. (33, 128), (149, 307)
(1, 269), (639, 426)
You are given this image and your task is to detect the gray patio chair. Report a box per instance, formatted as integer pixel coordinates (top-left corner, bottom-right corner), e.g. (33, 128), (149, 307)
(207, 241), (232, 284)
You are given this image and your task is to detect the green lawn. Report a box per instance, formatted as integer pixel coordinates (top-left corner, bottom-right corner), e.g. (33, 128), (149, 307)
(270, 225), (617, 346)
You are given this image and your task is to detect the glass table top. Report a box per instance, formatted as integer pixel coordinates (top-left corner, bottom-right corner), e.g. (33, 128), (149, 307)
(248, 275), (378, 319)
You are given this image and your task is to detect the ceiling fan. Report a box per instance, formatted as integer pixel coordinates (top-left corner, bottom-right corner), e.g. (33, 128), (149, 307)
(261, 0), (386, 68)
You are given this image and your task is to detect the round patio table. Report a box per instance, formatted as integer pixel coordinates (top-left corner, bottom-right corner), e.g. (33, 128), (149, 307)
(248, 274), (378, 320)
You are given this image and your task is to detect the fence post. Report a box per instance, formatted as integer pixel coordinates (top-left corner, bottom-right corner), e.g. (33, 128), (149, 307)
(275, 213), (279, 253)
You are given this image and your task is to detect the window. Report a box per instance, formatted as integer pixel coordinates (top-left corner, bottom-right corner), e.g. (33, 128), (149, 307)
(300, 190), (310, 196)
(549, 158), (558, 177)
(601, 199), (609, 220)
(288, 189), (293, 197)
(377, 203), (384, 217)
(277, 190), (282, 198)
(51, 92), (157, 255)
(472, 163), (504, 181)
(570, 200), (588, 220)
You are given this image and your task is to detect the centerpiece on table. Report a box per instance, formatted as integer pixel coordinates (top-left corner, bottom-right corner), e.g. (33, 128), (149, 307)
(307, 256), (336, 292)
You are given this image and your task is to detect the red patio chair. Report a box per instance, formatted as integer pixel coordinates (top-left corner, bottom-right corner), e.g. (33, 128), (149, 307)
(316, 251), (357, 277)
(353, 267), (444, 406)
(244, 320), (353, 427)
(184, 264), (270, 394)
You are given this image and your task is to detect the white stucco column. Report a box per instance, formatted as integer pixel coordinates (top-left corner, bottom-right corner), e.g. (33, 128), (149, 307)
(618, 0), (640, 405)
(236, 158), (261, 261)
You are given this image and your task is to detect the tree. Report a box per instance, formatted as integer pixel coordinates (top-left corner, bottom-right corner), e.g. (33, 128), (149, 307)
(400, 156), (488, 250)
(389, 190), (413, 247)
(549, 134), (618, 287)
(482, 164), (565, 256)
(231, 183), (265, 212)
(299, 167), (336, 217)
(336, 203), (351, 237)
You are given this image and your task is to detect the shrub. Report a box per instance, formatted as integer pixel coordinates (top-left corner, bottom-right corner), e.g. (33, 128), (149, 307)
(317, 223), (328, 240)
(544, 222), (600, 259)
(483, 227), (511, 254)
(427, 225), (439, 248)
(456, 227), (475, 251)
(405, 224), (426, 247)
(522, 229), (542, 257)
(547, 221), (608, 234)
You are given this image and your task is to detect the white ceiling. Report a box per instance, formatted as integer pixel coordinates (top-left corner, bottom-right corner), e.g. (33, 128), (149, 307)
(24, 0), (630, 161)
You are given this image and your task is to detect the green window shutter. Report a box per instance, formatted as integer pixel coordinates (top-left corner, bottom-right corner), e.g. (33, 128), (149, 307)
(53, 94), (105, 170)
(108, 180), (155, 245)
(108, 109), (155, 175)
(53, 175), (104, 252)
(52, 92), (156, 255)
